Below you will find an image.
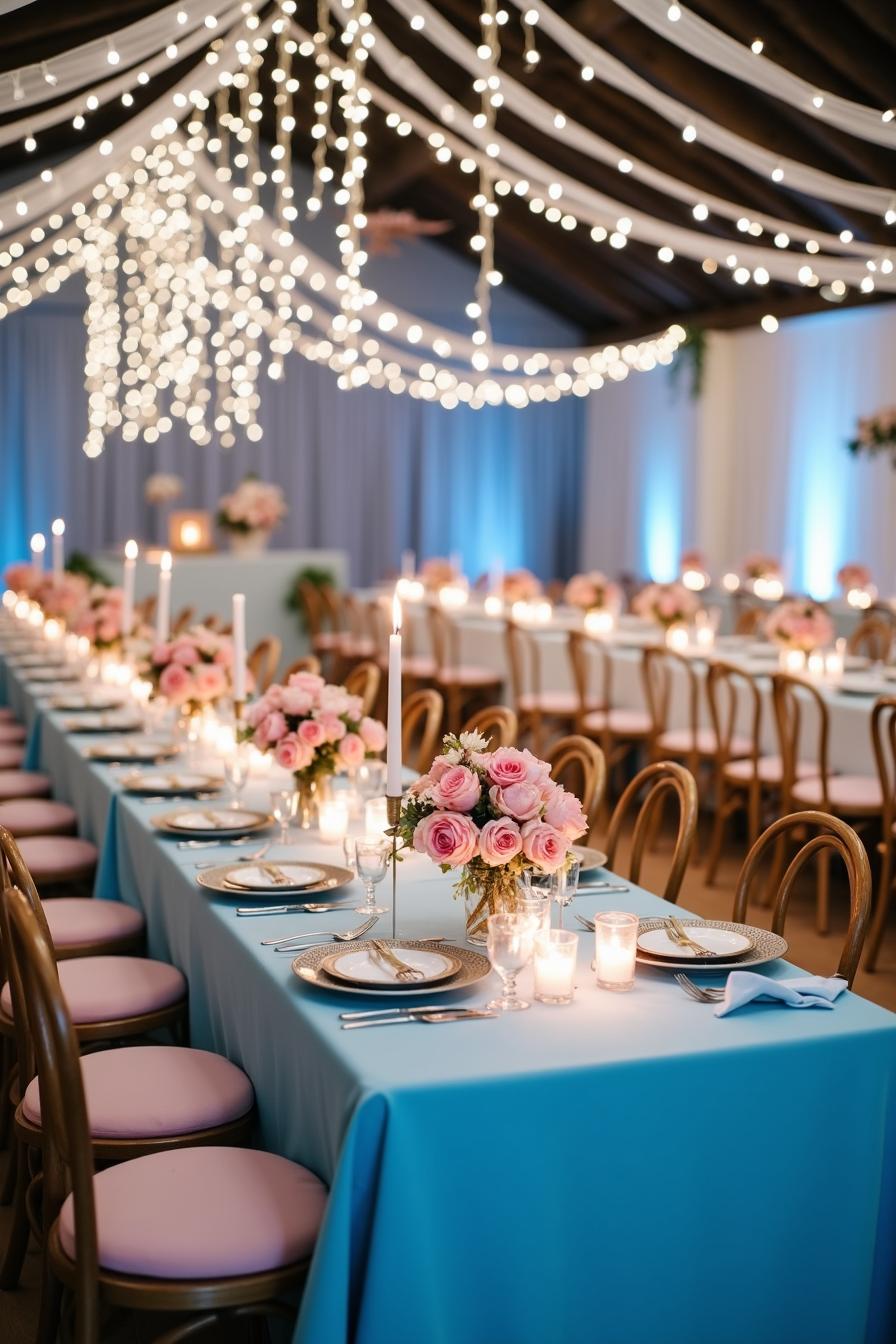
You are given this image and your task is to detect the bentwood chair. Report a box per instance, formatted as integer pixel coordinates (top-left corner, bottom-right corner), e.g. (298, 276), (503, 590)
(642, 647), (752, 786)
(504, 621), (580, 755)
(427, 607), (503, 733)
(368, 598), (436, 691)
(296, 581), (340, 675)
(344, 660), (381, 718)
(460, 705), (518, 749)
(866, 697), (896, 971)
(332, 592), (377, 675)
(847, 614), (895, 663)
(4, 883), (327, 1344)
(603, 761), (699, 904)
(401, 689), (444, 776)
(732, 812), (871, 986)
(545, 736), (606, 843)
(732, 603), (765, 638)
(247, 636), (281, 693)
(771, 673), (882, 932)
(282, 654), (321, 681)
(567, 631), (652, 780)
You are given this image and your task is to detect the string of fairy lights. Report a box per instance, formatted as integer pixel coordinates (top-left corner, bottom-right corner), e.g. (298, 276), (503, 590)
(0, 0), (891, 455)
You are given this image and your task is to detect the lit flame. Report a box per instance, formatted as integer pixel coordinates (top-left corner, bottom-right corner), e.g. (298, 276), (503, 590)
(51, 518), (65, 536)
(392, 590), (402, 633)
(160, 550), (172, 573)
(125, 539), (138, 560)
(30, 532), (45, 553)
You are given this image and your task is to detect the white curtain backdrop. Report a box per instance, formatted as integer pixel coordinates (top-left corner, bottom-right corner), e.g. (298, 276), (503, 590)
(582, 302), (896, 596)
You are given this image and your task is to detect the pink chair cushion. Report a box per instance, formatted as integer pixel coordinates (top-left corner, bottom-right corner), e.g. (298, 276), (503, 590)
(401, 655), (437, 678)
(724, 755), (816, 784)
(58, 1147), (326, 1278)
(0, 798), (77, 836)
(17, 835), (98, 879)
(582, 707), (652, 737)
(0, 723), (26, 744)
(0, 771), (51, 800)
(0, 746), (25, 769)
(791, 774), (883, 812)
(1, 955), (185, 1023)
(518, 690), (580, 715)
(656, 728), (752, 758)
(44, 898), (144, 949)
(440, 665), (502, 687)
(23, 1045), (253, 1138)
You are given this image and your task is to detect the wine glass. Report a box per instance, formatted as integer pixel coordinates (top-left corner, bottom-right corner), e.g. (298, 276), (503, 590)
(269, 789), (298, 849)
(354, 837), (391, 915)
(554, 857), (581, 930)
(342, 835), (358, 875)
(485, 912), (534, 1012)
(223, 744), (249, 809)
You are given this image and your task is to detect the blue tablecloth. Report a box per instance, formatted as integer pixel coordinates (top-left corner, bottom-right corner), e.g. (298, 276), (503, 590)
(2, 638), (896, 1344)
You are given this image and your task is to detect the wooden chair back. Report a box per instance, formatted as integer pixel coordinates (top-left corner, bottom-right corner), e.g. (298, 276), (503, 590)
(247, 636), (281, 693)
(847, 615), (894, 662)
(567, 630), (611, 718)
(297, 581), (328, 641)
(705, 660), (763, 770)
(344, 660), (381, 717)
(134, 595), (156, 626)
(171, 606), (195, 636)
(871, 696), (896, 846)
(460, 705), (517, 749)
(282, 655), (321, 681)
(426, 605), (459, 676)
(341, 593), (374, 649)
(200, 613), (222, 632)
(771, 672), (830, 807)
(401, 689), (444, 775)
(504, 620), (546, 707)
(604, 761), (698, 903)
(545, 735), (606, 841)
(641, 647), (703, 749)
(733, 604), (764, 638)
(316, 584), (343, 633)
(732, 811), (871, 985)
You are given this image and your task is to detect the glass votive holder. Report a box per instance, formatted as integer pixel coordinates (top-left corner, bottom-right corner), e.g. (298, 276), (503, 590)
(533, 929), (578, 1005)
(318, 798), (350, 843)
(364, 795), (389, 838)
(357, 759), (387, 800)
(517, 888), (552, 935)
(593, 911), (638, 992)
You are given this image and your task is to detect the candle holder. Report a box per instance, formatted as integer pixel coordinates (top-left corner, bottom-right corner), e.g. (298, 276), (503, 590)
(233, 699), (245, 724)
(386, 793), (402, 938)
(594, 911), (638, 991)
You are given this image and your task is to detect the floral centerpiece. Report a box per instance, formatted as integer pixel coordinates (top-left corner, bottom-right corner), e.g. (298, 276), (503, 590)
(632, 581), (700, 629)
(36, 572), (90, 623)
(765, 600), (834, 653)
(397, 732), (587, 943)
(742, 553), (781, 583)
(679, 549), (710, 591)
(847, 408), (896, 466)
(70, 584), (125, 651)
(420, 556), (461, 589)
(496, 568), (542, 604)
(243, 671), (386, 816)
(836, 562), (876, 608)
(141, 625), (237, 714)
(217, 475), (287, 554)
(564, 570), (621, 612)
(3, 563), (43, 598)
(144, 472), (184, 504)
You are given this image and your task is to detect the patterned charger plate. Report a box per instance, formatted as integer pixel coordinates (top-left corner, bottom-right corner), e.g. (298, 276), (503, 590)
(292, 938), (492, 998)
(61, 712), (144, 733)
(573, 845), (608, 873)
(197, 861), (354, 898)
(635, 918), (787, 973)
(152, 807), (271, 837)
(85, 739), (179, 763)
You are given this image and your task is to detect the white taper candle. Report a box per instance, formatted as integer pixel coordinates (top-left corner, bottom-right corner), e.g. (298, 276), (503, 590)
(122, 540), (137, 637)
(30, 533), (45, 571)
(155, 551), (172, 643)
(232, 592), (247, 701)
(51, 519), (65, 577)
(386, 590), (403, 795)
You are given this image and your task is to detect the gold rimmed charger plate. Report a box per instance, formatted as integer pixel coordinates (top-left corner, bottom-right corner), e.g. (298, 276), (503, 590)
(573, 845), (608, 874)
(61, 714), (145, 734)
(26, 667), (80, 682)
(120, 771), (222, 797)
(51, 694), (127, 712)
(636, 918), (787, 973)
(151, 808), (272, 838)
(322, 943), (463, 990)
(292, 939), (491, 998)
(84, 739), (179, 763)
(197, 861), (354, 898)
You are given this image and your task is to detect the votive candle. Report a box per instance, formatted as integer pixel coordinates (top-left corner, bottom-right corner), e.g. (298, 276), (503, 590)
(584, 608), (614, 638)
(594, 911), (638, 991)
(533, 929), (578, 1004)
(319, 798), (350, 843)
(365, 795), (389, 838)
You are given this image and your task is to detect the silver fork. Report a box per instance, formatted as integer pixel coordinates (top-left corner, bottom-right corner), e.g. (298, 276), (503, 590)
(178, 836), (267, 851)
(574, 914), (595, 933)
(370, 939), (425, 982)
(271, 915), (377, 951)
(674, 972), (725, 1002)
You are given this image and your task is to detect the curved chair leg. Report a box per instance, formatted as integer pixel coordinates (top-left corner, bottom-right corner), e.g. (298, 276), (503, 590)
(0, 1039), (11, 1152)
(865, 842), (894, 972)
(0, 1141), (30, 1290)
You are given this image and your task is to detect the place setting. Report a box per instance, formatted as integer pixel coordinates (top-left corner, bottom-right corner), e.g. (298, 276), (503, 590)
(151, 806), (273, 840)
(59, 709), (146, 733)
(83, 737), (181, 764)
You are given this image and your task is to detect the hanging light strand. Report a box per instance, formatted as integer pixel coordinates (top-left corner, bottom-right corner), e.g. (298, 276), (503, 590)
(309, 0), (335, 214)
(470, 0), (502, 370)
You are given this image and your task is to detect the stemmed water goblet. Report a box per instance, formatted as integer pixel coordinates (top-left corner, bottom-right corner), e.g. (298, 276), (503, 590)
(521, 857), (581, 928)
(223, 744), (249, 809)
(353, 837), (391, 915)
(485, 912), (535, 1012)
(269, 789), (298, 849)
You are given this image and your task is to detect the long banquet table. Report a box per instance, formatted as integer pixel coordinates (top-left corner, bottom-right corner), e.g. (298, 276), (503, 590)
(2, 649), (896, 1344)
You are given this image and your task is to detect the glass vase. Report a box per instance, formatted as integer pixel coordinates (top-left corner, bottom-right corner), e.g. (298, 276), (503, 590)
(463, 873), (522, 945)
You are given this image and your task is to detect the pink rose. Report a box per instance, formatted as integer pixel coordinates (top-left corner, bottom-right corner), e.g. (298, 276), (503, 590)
(193, 663), (227, 702)
(543, 785), (588, 839)
(520, 820), (570, 873)
(152, 642), (173, 666)
(298, 718), (327, 750)
(345, 694), (364, 722)
(489, 780), (543, 822)
(96, 620), (118, 644)
(319, 685), (351, 716)
(408, 773), (432, 797)
(171, 640), (199, 666)
(429, 764), (481, 812)
(338, 732), (366, 768)
(260, 711), (287, 744)
(213, 644), (233, 667)
(428, 756), (455, 783)
(280, 687), (313, 716)
(316, 712), (347, 743)
(264, 685), (284, 709)
(274, 733), (301, 770)
(413, 811), (479, 867)
(288, 671), (326, 697)
(486, 746), (548, 788)
(479, 817), (523, 867)
(359, 716), (387, 753)
(158, 662), (192, 705)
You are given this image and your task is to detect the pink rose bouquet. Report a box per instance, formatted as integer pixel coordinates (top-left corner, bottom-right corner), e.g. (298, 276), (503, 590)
(420, 557), (461, 589)
(3, 563), (43, 598)
(140, 624), (239, 713)
(498, 569), (542, 604)
(836, 563), (874, 594)
(398, 732), (587, 940)
(564, 570), (621, 612)
(765, 600), (834, 653)
(241, 671), (385, 788)
(217, 475), (287, 536)
(71, 584), (125, 651)
(632, 581), (700, 629)
(742, 553), (781, 582)
(36, 572), (90, 621)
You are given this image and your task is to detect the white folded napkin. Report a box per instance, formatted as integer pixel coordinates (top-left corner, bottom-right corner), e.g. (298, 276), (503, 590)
(715, 972), (847, 1018)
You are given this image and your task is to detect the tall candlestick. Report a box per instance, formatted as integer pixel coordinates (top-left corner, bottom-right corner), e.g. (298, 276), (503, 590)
(122, 539), (137, 637)
(232, 592), (247, 703)
(51, 518), (65, 577)
(156, 551), (172, 643)
(30, 532), (45, 571)
(386, 590), (403, 796)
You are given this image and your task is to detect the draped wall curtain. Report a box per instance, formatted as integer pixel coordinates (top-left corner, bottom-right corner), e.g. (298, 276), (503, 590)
(0, 297), (585, 583)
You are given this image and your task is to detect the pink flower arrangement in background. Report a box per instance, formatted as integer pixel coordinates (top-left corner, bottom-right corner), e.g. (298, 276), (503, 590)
(399, 732), (587, 930)
(241, 672), (385, 786)
(742, 553), (781, 581)
(420, 556), (461, 589)
(497, 569), (542, 604)
(680, 549), (708, 573)
(71, 584), (125, 650)
(217, 475), (287, 536)
(36, 572), (90, 621)
(140, 625), (239, 713)
(144, 472), (183, 504)
(632, 581), (700, 629)
(3, 563), (43, 598)
(836, 563), (873, 593)
(765, 600), (834, 652)
(564, 570), (621, 612)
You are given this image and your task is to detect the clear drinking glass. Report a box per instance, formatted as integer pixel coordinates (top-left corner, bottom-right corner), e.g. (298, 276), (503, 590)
(269, 789), (298, 848)
(354, 837), (391, 915)
(554, 857), (581, 929)
(593, 911), (638, 991)
(223, 744), (249, 808)
(357, 759), (387, 800)
(516, 879), (552, 936)
(342, 835), (358, 875)
(533, 929), (578, 1005)
(486, 912), (535, 1012)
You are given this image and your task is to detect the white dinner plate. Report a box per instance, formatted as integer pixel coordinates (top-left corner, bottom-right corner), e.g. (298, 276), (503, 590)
(637, 924), (752, 961)
(224, 863), (328, 892)
(61, 712), (144, 733)
(635, 919), (787, 972)
(152, 808), (271, 837)
(51, 693), (127, 711)
(84, 739), (179, 762)
(26, 667), (80, 682)
(120, 770), (220, 796)
(832, 675), (889, 697)
(321, 944), (463, 989)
